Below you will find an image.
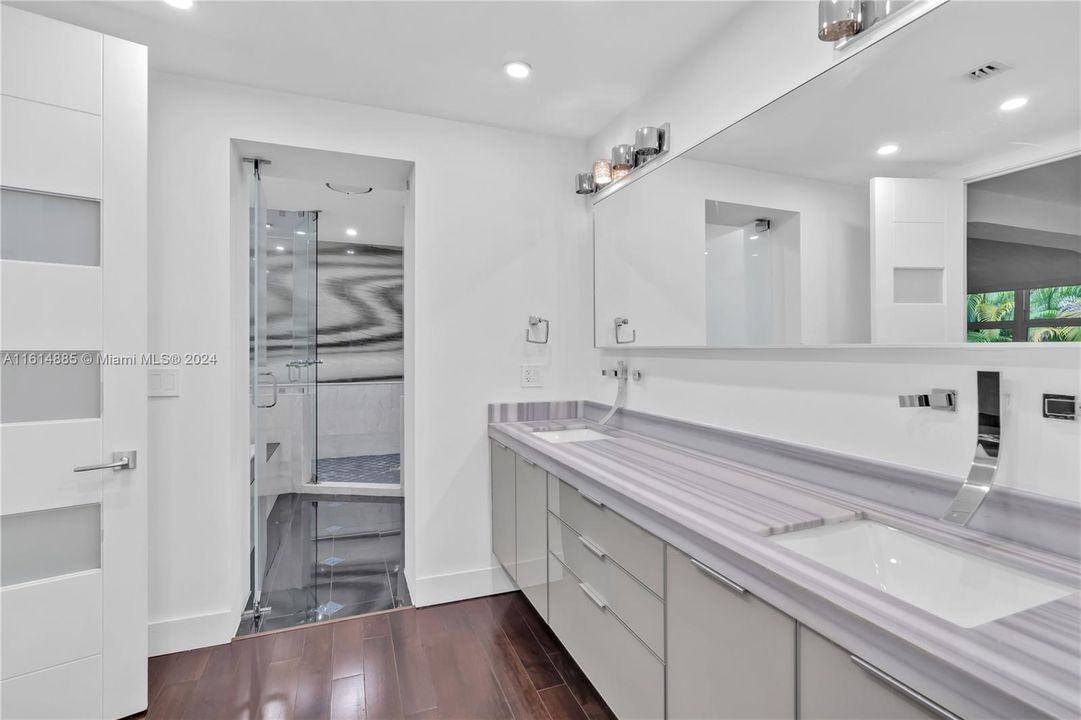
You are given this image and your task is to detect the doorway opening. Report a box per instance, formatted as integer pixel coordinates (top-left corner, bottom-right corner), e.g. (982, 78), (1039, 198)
(237, 140), (413, 634)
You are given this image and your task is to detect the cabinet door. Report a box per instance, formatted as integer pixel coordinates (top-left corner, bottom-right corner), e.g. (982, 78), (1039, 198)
(667, 546), (796, 720)
(799, 627), (951, 720)
(515, 457), (547, 618)
(490, 440), (516, 580)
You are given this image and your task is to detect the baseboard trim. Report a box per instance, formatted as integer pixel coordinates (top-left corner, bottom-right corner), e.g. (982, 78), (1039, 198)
(148, 608), (238, 656)
(412, 562), (516, 607)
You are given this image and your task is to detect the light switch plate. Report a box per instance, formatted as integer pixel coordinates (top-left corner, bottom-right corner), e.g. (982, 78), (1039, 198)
(520, 364), (544, 388)
(148, 368), (180, 397)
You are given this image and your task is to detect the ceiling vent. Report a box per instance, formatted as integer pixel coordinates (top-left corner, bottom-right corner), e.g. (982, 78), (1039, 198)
(966, 61), (1012, 81)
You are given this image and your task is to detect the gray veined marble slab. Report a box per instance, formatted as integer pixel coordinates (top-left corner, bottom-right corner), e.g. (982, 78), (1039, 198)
(488, 403), (1081, 720)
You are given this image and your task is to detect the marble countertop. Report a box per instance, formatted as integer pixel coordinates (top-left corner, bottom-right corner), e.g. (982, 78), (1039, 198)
(489, 416), (1081, 720)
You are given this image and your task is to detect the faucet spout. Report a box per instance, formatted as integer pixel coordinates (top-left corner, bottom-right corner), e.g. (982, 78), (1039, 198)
(598, 360), (628, 425)
(942, 371), (1001, 526)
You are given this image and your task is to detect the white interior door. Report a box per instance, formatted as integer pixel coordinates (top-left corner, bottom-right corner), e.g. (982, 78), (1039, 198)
(0, 8), (148, 719)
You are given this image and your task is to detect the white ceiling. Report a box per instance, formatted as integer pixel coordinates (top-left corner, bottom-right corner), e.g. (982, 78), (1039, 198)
(15, 0), (747, 138)
(686, 1), (1081, 186)
(236, 139), (409, 247)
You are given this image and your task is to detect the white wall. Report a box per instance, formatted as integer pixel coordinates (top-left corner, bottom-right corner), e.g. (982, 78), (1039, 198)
(586, 2), (1081, 502)
(147, 72), (592, 653)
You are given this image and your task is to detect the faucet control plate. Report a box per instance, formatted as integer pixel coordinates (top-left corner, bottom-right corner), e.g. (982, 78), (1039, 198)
(1043, 394), (1077, 421)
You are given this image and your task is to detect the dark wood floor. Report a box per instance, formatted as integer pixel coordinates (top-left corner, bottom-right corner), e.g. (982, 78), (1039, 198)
(137, 592), (616, 720)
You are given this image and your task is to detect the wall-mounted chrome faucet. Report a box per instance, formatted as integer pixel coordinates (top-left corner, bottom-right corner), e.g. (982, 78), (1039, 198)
(942, 371), (1001, 526)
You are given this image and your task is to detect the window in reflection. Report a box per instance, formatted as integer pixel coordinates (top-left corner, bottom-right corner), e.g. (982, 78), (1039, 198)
(966, 156), (1081, 343)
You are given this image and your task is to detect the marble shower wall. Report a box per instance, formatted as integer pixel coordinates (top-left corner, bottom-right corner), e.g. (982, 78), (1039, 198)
(318, 382), (403, 459)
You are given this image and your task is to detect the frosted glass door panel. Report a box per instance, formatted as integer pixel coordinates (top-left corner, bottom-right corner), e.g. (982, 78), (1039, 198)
(0, 357), (101, 422)
(0, 504), (101, 586)
(1, 188), (101, 265)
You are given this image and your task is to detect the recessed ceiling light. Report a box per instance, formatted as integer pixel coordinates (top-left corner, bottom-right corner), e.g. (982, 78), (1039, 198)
(749, 235), (759, 240)
(504, 61), (532, 80)
(876, 144), (900, 156)
(163, 0), (193, 9)
(999, 97), (1028, 111)
(295, 230), (306, 236)
(274, 245), (285, 252)
(345, 228), (358, 237)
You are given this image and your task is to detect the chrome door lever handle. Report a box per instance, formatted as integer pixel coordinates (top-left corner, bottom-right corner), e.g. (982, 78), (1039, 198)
(74, 451), (137, 473)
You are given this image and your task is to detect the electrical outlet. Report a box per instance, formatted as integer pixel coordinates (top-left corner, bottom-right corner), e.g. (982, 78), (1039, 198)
(520, 364), (544, 388)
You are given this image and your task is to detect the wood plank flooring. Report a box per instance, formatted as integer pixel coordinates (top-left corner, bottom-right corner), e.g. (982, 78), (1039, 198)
(135, 592), (616, 720)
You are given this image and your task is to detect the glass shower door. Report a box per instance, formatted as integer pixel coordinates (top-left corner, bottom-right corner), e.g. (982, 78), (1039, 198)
(248, 161), (319, 627)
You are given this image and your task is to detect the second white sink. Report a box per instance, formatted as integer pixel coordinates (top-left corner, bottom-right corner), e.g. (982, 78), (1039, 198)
(771, 520), (1074, 628)
(533, 428), (614, 443)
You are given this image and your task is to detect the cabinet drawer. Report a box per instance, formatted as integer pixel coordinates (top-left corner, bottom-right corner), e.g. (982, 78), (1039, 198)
(548, 512), (664, 658)
(799, 627), (954, 720)
(547, 476), (664, 597)
(547, 553), (664, 720)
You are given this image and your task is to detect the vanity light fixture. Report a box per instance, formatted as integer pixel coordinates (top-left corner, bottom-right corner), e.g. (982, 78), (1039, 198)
(163, 0), (194, 9)
(274, 245), (285, 252)
(593, 159), (613, 186)
(345, 228), (358, 237)
(876, 143), (900, 156)
(345, 249), (356, 255)
(574, 123), (670, 196)
(504, 61), (532, 79)
(1000, 97), (1028, 111)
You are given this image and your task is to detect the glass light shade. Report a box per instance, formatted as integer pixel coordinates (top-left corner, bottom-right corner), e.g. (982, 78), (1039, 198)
(818, 0), (861, 41)
(612, 167), (631, 182)
(593, 159), (613, 186)
(634, 126), (662, 156)
(575, 172), (595, 194)
(611, 144), (635, 171)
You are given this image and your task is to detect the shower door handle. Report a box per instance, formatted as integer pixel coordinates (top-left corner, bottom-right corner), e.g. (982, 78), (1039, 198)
(255, 372), (278, 408)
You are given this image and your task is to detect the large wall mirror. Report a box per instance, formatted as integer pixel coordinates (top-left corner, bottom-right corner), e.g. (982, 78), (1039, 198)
(593, 0), (1080, 348)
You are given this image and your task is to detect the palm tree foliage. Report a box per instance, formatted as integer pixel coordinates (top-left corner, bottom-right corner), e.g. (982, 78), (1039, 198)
(967, 291), (1015, 323)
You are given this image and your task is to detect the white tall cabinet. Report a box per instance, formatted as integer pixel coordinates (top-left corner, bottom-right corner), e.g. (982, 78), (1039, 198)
(1, 8), (149, 719)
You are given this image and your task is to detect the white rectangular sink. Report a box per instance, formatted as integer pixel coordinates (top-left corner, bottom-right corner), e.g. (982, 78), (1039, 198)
(532, 428), (614, 444)
(771, 520), (1074, 628)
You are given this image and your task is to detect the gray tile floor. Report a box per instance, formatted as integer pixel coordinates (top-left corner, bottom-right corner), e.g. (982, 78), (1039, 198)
(316, 453), (401, 484)
(237, 493), (409, 636)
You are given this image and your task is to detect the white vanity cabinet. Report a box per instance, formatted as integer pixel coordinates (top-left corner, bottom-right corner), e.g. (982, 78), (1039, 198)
(666, 546), (796, 720)
(799, 627), (953, 720)
(514, 455), (548, 618)
(490, 439), (516, 580)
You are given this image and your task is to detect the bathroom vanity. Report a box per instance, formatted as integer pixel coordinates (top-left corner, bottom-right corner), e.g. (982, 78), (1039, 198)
(488, 403), (1080, 720)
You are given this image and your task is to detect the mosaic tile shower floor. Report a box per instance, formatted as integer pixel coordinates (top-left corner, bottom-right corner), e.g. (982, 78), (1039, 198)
(316, 453), (401, 484)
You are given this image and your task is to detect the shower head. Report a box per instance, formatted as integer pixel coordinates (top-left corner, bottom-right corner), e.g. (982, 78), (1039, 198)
(325, 182), (373, 195)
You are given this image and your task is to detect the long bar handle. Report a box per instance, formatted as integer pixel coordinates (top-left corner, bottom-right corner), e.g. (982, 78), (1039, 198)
(577, 489), (605, 508)
(74, 451), (137, 473)
(850, 656), (961, 720)
(578, 582), (607, 609)
(578, 535), (607, 559)
(690, 557), (746, 594)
